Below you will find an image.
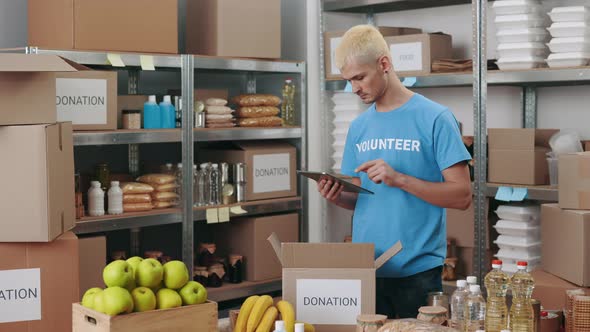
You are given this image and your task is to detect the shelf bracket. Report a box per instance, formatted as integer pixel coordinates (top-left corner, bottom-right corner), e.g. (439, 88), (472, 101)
(522, 86), (537, 128)
(127, 69), (141, 177)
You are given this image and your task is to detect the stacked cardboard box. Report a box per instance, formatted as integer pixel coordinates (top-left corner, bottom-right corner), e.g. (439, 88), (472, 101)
(0, 54), (86, 331)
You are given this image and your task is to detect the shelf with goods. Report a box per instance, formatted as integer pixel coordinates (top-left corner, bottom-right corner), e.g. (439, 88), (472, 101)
(206, 278), (282, 303)
(486, 183), (558, 202)
(323, 0), (476, 13)
(193, 197), (302, 222)
(73, 208), (182, 235)
(193, 126), (303, 142)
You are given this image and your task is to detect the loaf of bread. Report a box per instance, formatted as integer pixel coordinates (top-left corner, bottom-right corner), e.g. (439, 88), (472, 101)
(121, 182), (154, 194)
(123, 194), (152, 204)
(232, 94), (281, 107)
(236, 106), (280, 118)
(237, 116), (283, 127)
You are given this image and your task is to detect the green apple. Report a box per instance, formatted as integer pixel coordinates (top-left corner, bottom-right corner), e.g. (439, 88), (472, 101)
(131, 287), (156, 312)
(103, 260), (135, 290)
(156, 288), (182, 310)
(93, 291), (106, 314)
(101, 286), (134, 316)
(135, 258), (164, 288)
(82, 287), (103, 309)
(179, 281), (207, 305)
(126, 256), (143, 276)
(163, 260), (189, 290)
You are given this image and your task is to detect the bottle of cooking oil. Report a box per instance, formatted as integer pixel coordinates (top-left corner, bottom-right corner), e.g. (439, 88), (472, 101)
(485, 259), (510, 332)
(465, 284), (486, 332)
(510, 261), (535, 332)
(281, 79), (295, 126)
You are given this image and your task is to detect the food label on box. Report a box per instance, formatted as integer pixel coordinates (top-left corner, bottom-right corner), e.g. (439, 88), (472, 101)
(56, 78), (108, 125)
(390, 42), (423, 72)
(253, 153), (291, 193)
(296, 279), (361, 325)
(330, 37), (343, 75)
(0, 268), (41, 323)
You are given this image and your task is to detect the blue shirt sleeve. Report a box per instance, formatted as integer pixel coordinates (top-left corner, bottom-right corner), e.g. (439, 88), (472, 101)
(433, 110), (472, 172)
(341, 124), (359, 177)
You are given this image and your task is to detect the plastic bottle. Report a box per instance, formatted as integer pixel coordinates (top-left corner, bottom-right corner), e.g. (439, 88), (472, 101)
(209, 163), (220, 205)
(197, 163), (209, 206)
(176, 163), (183, 200)
(294, 323), (305, 332)
(88, 181), (105, 216)
(162, 163), (174, 175)
(143, 95), (160, 129)
(449, 279), (469, 331)
(107, 181), (123, 215)
(159, 95), (176, 129)
(281, 79), (295, 126)
(274, 320), (285, 332)
(485, 259), (510, 332)
(510, 261), (535, 332)
(465, 284), (486, 332)
(467, 276), (477, 286)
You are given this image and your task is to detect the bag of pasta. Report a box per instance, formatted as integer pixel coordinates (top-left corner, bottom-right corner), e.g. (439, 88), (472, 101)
(232, 94), (281, 107)
(236, 106), (280, 118)
(121, 182), (154, 194)
(136, 174), (176, 185)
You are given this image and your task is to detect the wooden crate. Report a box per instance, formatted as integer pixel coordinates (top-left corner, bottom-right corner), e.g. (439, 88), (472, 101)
(73, 301), (217, 332)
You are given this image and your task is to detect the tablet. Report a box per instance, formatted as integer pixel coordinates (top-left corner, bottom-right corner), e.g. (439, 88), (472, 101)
(297, 171), (374, 195)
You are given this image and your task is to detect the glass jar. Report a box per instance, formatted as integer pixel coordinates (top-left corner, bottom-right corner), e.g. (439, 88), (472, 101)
(417, 306), (447, 325)
(122, 109), (141, 129)
(356, 314), (387, 332)
(228, 254), (243, 284)
(95, 163), (110, 191)
(193, 266), (208, 286)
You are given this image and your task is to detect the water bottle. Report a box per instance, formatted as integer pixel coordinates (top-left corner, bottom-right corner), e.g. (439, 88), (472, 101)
(176, 163), (183, 200)
(274, 321), (285, 332)
(107, 181), (123, 215)
(192, 165), (199, 207)
(510, 261), (535, 332)
(449, 279), (469, 331)
(159, 95), (176, 129)
(465, 284), (486, 332)
(485, 259), (510, 332)
(281, 79), (295, 126)
(294, 323), (305, 332)
(88, 181), (105, 216)
(143, 95), (160, 129)
(209, 163), (221, 205)
(197, 163), (209, 206)
(467, 276), (477, 287)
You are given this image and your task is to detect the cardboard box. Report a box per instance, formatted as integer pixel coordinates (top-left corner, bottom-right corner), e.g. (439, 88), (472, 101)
(268, 234), (401, 332)
(0, 122), (75, 242)
(447, 199), (491, 248)
(531, 270), (585, 310)
(0, 232), (79, 332)
(324, 27), (422, 80)
(28, 0), (75, 49)
(583, 140), (590, 152)
(558, 152), (590, 210)
(72, 301), (217, 332)
(118, 95), (148, 129)
(0, 54), (117, 130)
(488, 128), (559, 185)
(455, 246), (493, 277)
(186, 0), (281, 59)
(385, 33), (453, 77)
(213, 213), (299, 281)
(78, 236), (106, 294)
(541, 204), (590, 287)
(200, 142), (297, 201)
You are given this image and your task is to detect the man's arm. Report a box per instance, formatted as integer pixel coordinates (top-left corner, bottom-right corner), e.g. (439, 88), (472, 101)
(318, 178), (360, 210)
(356, 160), (472, 210)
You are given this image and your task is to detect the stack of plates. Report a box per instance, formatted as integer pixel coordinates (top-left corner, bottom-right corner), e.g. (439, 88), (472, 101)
(547, 6), (590, 68)
(331, 92), (363, 172)
(493, 0), (550, 70)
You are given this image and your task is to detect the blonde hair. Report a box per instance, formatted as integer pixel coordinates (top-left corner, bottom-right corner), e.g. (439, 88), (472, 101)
(334, 25), (390, 70)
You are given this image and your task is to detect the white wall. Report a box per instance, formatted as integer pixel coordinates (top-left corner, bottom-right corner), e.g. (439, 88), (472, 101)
(0, 0), (27, 48)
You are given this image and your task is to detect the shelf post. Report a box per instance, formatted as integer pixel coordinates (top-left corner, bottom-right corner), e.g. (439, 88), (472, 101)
(181, 54), (195, 273)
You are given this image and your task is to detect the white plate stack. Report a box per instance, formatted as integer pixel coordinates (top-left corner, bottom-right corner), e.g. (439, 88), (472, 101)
(493, 0), (550, 70)
(331, 92), (363, 173)
(547, 6), (590, 68)
(493, 205), (541, 274)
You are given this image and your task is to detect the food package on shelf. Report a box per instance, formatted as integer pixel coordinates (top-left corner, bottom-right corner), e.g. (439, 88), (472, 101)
(236, 106), (280, 118)
(123, 193), (152, 204)
(232, 94), (281, 107)
(237, 116), (283, 127)
(150, 182), (178, 193)
(136, 173), (176, 185)
(378, 319), (458, 331)
(205, 98), (236, 128)
(151, 191), (180, 202)
(123, 202), (153, 212)
(121, 182), (154, 194)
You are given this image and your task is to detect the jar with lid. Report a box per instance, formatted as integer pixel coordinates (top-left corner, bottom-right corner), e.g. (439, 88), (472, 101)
(417, 306), (448, 325)
(193, 266), (208, 286)
(122, 109), (141, 129)
(208, 263), (225, 288)
(228, 254), (243, 284)
(356, 314), (387, 332)
(95, 163), (110, 191)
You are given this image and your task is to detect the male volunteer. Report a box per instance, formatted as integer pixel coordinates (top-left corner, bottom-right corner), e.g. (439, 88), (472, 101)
(317, 25), (472, 318)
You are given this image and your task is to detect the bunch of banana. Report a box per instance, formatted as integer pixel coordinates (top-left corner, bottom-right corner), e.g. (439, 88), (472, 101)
(234, 295), (315, 332)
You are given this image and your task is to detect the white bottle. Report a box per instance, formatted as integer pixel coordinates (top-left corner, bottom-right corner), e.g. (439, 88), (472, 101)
(88, 181), (105, 216)
(294, 323), (305, 332)
(449, 279), (469, 331)
(467, 276), (477, 286)
(465, 285), (486, 332)
(274, 320), (285, 332)
(107, 181), (123, 215)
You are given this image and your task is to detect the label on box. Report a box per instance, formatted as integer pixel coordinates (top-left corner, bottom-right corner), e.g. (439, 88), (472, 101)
(0, 268), (41, 323)
(390, 42), (423, 72)
(253, 153), (291, 193)
(296, 279), (361, 325)
(330, 37), (343, 75)
(56, 78), (108, 125)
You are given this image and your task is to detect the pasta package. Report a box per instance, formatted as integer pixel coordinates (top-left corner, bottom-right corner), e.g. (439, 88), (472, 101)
(123, 203), (153, 212)
(151, 192), (180, 202)
(136, 173), (176, 185)
(153, 201), (178, 209)
(123, 194), (152, 204)
(121, 182), (154, 194)
(236, 106), (280, 118)
(237, 116), (283, 127)
(149, 183), (178, 193)
(206, 98), (228, 107)
(232, 94), (281, 107)
(206, 105), (233, 114)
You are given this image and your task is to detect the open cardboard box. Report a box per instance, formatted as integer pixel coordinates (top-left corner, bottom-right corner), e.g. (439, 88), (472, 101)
(268, 233), (402, 332)
(558, 152), (590, 210)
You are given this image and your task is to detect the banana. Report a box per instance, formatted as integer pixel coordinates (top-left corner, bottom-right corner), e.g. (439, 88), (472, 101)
(235, 295), (260, 332)
(246, 295), (274, 332)
(254, 306), (278, 332)
(295, 321), (315, 332)
(276, 300), (295, 332)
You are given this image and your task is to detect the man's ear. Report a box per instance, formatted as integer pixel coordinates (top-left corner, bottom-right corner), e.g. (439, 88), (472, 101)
(378, 55), (392, 74)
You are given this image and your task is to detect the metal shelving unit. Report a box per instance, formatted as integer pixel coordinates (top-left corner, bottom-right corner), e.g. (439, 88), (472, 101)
(73, 129), (182, 146)
(193, 197), (302, 221)
(486, 183), (558, 202)
(194, 127), (303, 142)
(73, 209), (182, 235)
(324, 0), (477, 13)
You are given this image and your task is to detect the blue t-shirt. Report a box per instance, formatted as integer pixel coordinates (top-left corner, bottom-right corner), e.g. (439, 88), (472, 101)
(341, 93), (471, 278)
